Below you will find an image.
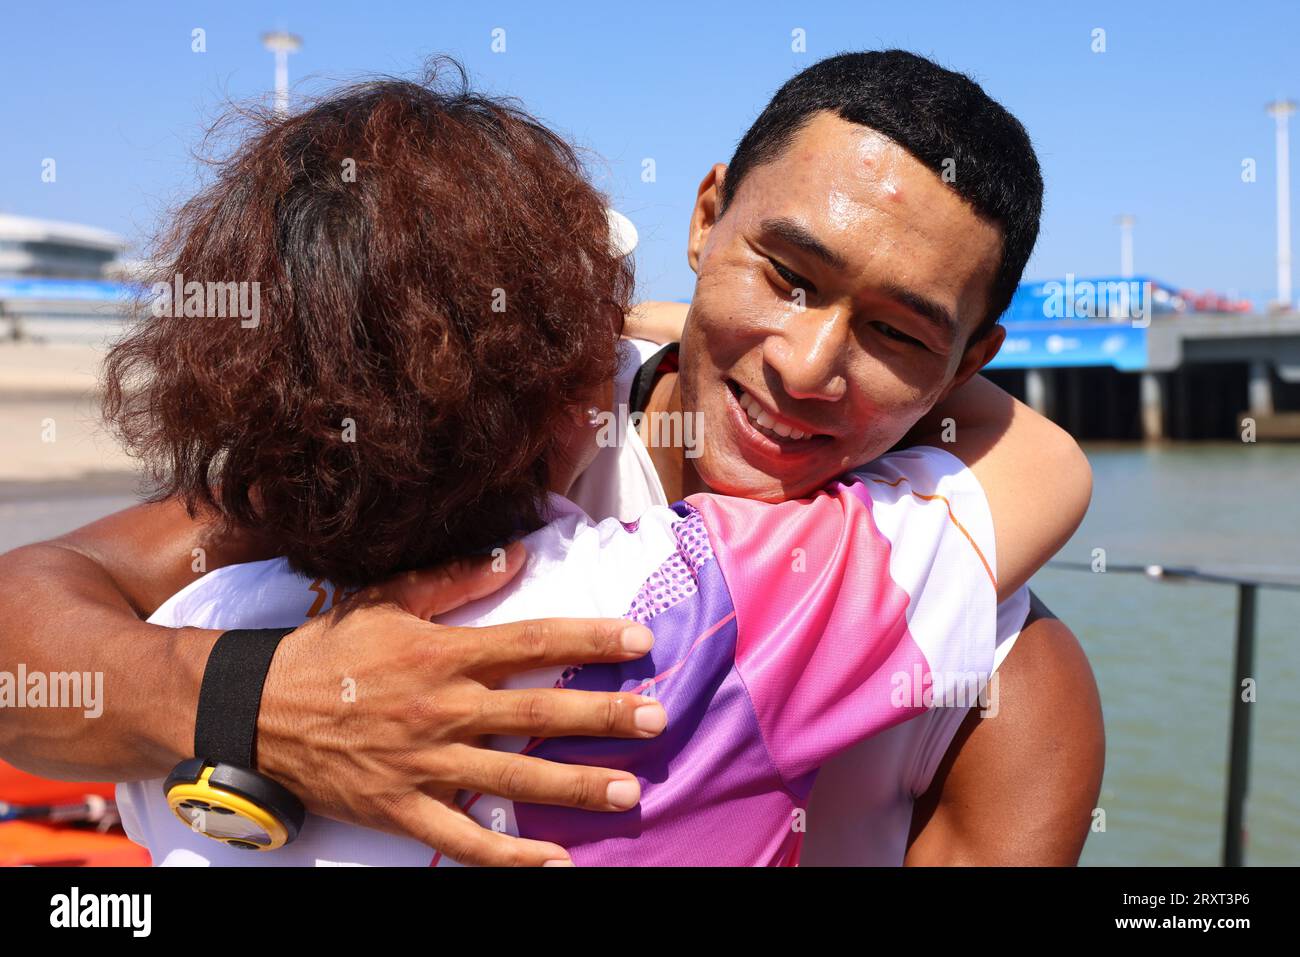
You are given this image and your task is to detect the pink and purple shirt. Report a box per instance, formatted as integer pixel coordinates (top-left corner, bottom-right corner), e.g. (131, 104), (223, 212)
(118, 445), (999, 866)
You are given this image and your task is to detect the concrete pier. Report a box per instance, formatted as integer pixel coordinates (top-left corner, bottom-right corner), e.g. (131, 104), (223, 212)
(1248, 360), (1275, 416)
(984, 311), (1300, 441)
(1140, 372), (1165, 441)
(1024, 367), (1056, 417)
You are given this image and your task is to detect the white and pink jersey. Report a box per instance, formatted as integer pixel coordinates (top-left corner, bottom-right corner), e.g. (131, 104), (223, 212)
(118, 445), (1000, 866)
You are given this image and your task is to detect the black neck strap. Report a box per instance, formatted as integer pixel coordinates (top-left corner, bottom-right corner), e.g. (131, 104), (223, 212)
(194, 627), (296, 769)
(627, 341), (679, 415)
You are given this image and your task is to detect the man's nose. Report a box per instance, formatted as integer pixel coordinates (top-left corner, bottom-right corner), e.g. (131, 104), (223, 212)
(762, 306), (850, 402)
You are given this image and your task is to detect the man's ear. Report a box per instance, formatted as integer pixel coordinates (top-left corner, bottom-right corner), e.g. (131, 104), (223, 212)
(687, 164), (727, 274)
(940, 323), (1007, 401)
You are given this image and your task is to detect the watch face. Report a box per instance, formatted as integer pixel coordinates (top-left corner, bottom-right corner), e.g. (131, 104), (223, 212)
(172, 799), (272, 847)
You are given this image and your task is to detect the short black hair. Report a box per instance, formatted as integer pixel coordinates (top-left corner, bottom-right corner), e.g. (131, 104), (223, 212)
(720, 50), (1043, 334)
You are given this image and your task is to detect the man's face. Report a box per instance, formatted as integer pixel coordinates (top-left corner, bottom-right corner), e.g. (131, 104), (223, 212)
(680, 112), (1006, 501)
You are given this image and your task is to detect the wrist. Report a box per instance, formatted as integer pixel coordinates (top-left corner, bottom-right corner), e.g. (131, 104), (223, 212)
(250, 624), (313, 790)
(164, 626), (307, 851)
(147, 625), (222, 770)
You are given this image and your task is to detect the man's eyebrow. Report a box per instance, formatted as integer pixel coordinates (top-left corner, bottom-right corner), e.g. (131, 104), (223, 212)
(879, 282), (959, 344)
(759, 217), (848, 272)
(760, 217), (959, 343)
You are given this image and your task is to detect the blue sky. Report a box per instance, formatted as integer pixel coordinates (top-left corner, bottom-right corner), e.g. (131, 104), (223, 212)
(1, 0), (1295, 304)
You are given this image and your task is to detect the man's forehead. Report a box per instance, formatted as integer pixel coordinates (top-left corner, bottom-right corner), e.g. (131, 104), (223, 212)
(748, 117), (970, 237)
(731, 113), (1002, 332)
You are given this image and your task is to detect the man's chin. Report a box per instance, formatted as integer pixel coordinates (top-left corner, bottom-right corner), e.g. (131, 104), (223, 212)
(694, 453), (823, 503)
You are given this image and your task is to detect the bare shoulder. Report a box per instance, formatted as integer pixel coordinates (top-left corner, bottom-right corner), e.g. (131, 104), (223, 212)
(905, 593), (1105, 865)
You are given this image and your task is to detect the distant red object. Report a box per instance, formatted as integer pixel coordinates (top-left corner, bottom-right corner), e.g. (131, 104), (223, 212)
(1177, 289), (1253, 314)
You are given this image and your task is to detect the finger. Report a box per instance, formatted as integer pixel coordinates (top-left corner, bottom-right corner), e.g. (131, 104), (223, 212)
(451, 616), (654, 677)
(392, 792), (572, 867)
(439, 744), (644, 813)
(379, 541), (528, 620)
(474, 687), (667, 739)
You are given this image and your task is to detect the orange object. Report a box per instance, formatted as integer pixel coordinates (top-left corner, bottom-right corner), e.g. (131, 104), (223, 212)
(0, 760), (115, 805)
(0, 760), (149, 867)
(0, 821), (150, 867)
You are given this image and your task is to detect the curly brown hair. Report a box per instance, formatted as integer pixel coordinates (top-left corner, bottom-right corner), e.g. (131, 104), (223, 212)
(103, 60), (633, 586)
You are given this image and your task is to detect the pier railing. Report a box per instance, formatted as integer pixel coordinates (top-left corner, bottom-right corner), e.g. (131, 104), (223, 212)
(1047, 559), (1300, 867)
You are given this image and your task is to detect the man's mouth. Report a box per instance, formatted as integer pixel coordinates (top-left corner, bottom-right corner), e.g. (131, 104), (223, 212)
(724, 379), (832, 450)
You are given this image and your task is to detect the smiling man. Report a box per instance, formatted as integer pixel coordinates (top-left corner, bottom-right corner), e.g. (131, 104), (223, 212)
(616, 51), (1101, 864)
(652, 124), (1007, 503)
(0, 50), (1102, 865)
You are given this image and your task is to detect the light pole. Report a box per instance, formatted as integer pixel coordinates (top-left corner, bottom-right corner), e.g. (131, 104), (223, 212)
(1266, 99), (1295, 310)
(262, 31), (302, 116)
(1116, 214), (1135, 279)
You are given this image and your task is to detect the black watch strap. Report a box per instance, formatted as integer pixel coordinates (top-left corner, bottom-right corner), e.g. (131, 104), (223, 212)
(194, 627), (296, 769)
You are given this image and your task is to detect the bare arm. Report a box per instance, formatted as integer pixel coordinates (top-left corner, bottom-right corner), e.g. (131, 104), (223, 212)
(0, 502), (667, 865)
(904, 375), (1093, 602)
(0, 499), (259, 779)
(905, 596), (1105, 865)
(899, 385), (1100, 863)
(623, 301), (688, 345)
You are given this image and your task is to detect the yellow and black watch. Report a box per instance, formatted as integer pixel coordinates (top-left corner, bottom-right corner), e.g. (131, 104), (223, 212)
(164, 627), (306, 851)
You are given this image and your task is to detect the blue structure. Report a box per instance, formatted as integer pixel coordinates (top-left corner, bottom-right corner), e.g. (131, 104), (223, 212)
(986, 320), (1149, 372)
(984, 275), (1185, 372)
(0, 277), (137, 302)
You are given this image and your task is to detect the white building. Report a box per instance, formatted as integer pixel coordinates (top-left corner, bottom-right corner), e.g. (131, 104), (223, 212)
(0, 214), (132, 343)
(0, 213), (126, 279)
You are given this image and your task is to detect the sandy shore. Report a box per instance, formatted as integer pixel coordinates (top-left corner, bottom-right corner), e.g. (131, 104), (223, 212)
(0, 341), (105, 395)
(0, 342), (138, 482)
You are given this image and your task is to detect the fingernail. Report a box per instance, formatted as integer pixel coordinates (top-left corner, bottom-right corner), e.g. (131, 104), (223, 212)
(621, 624), (653, 653)
(634, 702), (667, 733)
(606, 777), (640, 809)
(543, 858), (574, 867)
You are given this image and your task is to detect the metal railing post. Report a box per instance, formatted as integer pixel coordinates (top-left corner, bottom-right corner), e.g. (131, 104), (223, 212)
(1222, 583), (1257, 867)
(1047, 559), (1298, 866)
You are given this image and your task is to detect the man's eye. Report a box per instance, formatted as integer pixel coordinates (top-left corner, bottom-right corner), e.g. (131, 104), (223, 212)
(872, 321), (926, 349)
(768, 258), (815, 296)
